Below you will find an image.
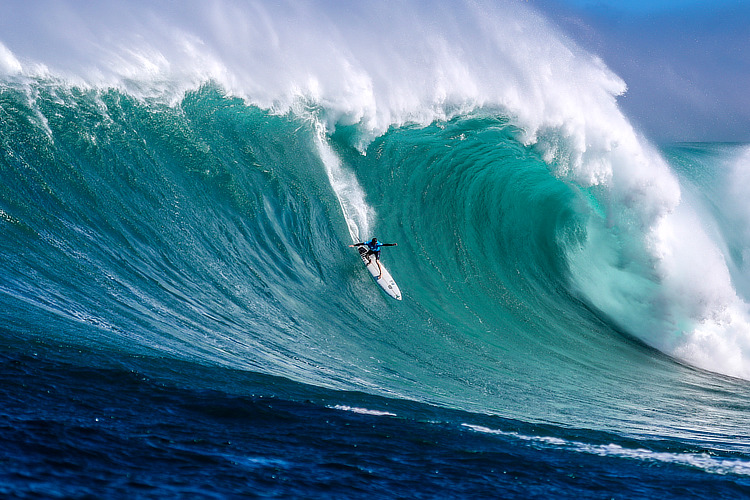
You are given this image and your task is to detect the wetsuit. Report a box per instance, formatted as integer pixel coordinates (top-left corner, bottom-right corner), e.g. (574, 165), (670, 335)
(355, 239), (396, 261)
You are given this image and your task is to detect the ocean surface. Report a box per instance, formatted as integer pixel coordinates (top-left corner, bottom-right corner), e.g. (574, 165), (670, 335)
(1, 1), (749, 498)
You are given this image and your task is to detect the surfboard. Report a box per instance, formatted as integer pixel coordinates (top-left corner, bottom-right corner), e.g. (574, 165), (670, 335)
(356, 246), (402, 300)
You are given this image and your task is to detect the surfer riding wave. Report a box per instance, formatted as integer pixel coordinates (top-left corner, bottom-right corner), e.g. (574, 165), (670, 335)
(350, 238), (397, 279)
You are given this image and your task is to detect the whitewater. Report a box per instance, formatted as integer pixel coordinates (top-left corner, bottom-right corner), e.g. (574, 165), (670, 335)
(1, 0), (750, 498)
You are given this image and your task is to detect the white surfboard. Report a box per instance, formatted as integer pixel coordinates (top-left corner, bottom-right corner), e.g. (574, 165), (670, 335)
(356, 246), (402, 300)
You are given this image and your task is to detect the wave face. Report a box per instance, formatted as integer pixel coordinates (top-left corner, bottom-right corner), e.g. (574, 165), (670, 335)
(2, 82), (749, 434)
(2, 2), (750, 494)
(0, 0), (739, 381)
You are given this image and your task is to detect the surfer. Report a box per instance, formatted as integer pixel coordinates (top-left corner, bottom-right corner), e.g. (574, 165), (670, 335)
(349, 238), (397, 279)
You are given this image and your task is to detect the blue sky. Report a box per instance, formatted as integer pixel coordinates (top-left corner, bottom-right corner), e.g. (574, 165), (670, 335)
(532, 0), (750, 142)
(545, 0), (736, 14)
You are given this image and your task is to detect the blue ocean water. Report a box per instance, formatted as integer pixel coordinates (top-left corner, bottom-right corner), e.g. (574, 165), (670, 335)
(1, 1), (750, 498)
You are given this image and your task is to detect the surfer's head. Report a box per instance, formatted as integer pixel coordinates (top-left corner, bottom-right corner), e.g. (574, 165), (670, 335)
(372, 237), (377, 243)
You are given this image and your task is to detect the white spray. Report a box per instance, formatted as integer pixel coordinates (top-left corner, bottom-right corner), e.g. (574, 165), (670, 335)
(311, 120), (373, 243)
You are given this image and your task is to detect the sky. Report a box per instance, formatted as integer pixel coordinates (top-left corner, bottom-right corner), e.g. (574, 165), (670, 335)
(532, 0), (750, 143)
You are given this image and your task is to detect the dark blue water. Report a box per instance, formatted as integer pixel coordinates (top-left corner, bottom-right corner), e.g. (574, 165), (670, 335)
(2, 341), (748, 499)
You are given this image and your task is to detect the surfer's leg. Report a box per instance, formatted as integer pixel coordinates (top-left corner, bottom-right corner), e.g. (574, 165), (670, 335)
(375, 253), (382, 279)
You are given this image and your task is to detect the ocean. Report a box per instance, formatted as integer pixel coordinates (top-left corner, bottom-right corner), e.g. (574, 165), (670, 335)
(1, 1), (749, 498)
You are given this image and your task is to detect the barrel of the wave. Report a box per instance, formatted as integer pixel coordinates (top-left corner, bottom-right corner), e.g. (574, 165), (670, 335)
(349, 238), (402, 300)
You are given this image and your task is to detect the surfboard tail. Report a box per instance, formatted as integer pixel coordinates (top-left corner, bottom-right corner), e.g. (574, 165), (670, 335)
(356, 247), (402, 300)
